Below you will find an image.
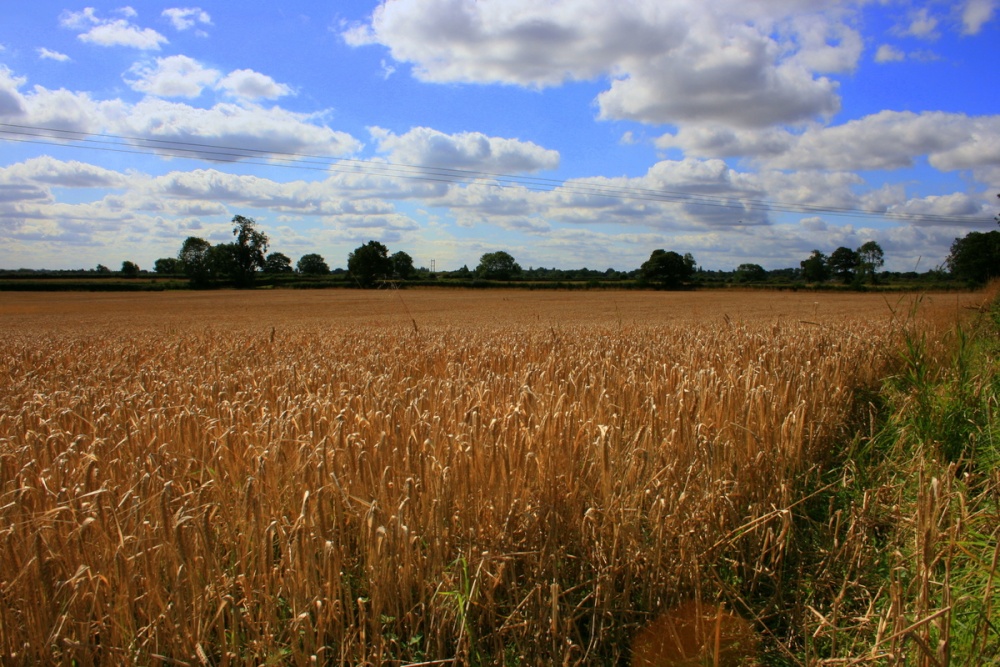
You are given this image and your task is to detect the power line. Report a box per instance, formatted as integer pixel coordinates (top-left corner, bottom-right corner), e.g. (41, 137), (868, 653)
(0, 122), (987, 225)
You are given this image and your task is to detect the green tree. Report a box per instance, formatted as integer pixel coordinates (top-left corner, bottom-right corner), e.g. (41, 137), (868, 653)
(178, 236), (212, 286)
(120, 260), (140, 278)
(946, 231), (1000, 284)
(348, 240), (393, 287)
(95, 264), (111, 273)
(230, 215), (269, 287)
(154, 257), (181, 274)
(476, 251), (521, 280)
(640, 249), (696, 288)
(391, 251), (415, 280)
(297, 253), (330, 275)
(857, 241), (885, 284)
(734, 263), (766, 283)
(828, 246), (859, 284)
(800, 250), (829, 283)
(263, 252), (293, 274)
(208, 243), (239, 283)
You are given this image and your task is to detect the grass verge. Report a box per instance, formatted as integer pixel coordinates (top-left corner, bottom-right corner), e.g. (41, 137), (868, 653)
(778, 287), (1000, 665)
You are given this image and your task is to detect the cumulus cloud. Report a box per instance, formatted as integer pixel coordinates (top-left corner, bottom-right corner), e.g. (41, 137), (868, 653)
(535, 158), (773, 230)
(656, 125), (795, 159)
(785, 14), (864, 74)
(370, 126), (560, 173)
(0, 68), (359, 158)
(799, 216), (828, 231)
(145, 169), (397, 216)
(345, 0), (850, 128)
(38, 48), (71, 62)
(0, 66), (27, 116)
(125, 55), (220, 98)
(962, 0), (996, 34)
(162, 7), (212, 32)
(1, 156), (128, 188)
(217, 70), (293, 100)
(874, 44), (906, 63)
(117, 98), (361, 158)
(0, 73), (117, 134)
(61, 8), (169, 50)
(896, 8), (940, 40)
(123, 56), (294, 101)
(765, 111), (1000, 173)
(888, 193), (993, 225)
(653, 111), (999, 182)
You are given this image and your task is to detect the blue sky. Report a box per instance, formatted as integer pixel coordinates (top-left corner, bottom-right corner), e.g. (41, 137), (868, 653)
(0, 0), (997, 272)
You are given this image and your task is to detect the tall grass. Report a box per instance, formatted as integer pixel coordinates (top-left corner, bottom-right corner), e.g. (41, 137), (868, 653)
(0, 291), (982, 665)
(788, 286), (1000, 666)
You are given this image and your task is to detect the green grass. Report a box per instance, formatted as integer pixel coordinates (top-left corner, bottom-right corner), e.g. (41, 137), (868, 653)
(782, 289), (1000, 665)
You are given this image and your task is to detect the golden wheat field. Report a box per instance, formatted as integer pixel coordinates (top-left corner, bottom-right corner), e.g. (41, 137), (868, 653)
(0, 289), (984, 665)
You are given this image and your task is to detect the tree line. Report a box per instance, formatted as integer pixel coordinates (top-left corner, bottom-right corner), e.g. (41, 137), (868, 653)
(17, 202), (998, 289)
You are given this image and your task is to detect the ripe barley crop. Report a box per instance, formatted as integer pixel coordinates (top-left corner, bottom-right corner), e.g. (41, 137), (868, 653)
(0, 290), (980, 665)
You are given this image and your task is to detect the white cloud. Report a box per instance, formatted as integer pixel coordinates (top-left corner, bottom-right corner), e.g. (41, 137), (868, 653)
(656, 125), (795, 159)
(0, 68), (360, 158)
(0, 66), (28, 116)
(1, 156), (128, 188)
(38, 48), (71, 62)
(162, 7), (212, 32)
(58, 8), (99, 31)
(962, 0), (997, 34)
(897, 8), (940, 40)
(125, 55), (220, 98)
(0, 73), (118, 134)
(786, 15), (863, 74)
(370, 126), (560, 173)
(888, 193), (992, 225)
(345, 0), (852, 128)
(874, 44), (905, 63)
(799, 216), (827, 231)
(117, 98), (361, 158)
(124, 57), (294, 101)
(765, 111), (1000, 173)
(217, 70), (293, 100)
(61, 8), (168, 50)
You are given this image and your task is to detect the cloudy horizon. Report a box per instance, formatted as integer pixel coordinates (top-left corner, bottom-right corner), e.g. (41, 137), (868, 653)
(1, 0), (997, 273)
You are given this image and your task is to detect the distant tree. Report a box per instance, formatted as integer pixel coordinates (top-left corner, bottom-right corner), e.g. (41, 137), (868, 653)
(734, 263), (767, 283)
(95, 264), (111, 273)
(454, 265), (472, 279)
(391, 251), (415, 280)
(828, 246), (860, 284)
(230, 215), (269, 287)
(263, 252), (293, 274)
(476, 251), (521, 280)
(946, 231), (1000, 284)
(348, 240), (393, 287)
(857, 241), (885, 284)
(640, 249), (696, 288)
(178, 236), (212, 285)
(208, 243), (240, 283)
(800, 250), (829, 283)
(154, 257), (181, 274)
(297, 253), (330, 275)
(121, 260), (140, 278)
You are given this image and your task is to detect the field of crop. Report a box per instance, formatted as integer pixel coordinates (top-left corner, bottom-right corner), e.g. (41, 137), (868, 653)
(0, 289), (987, 665)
